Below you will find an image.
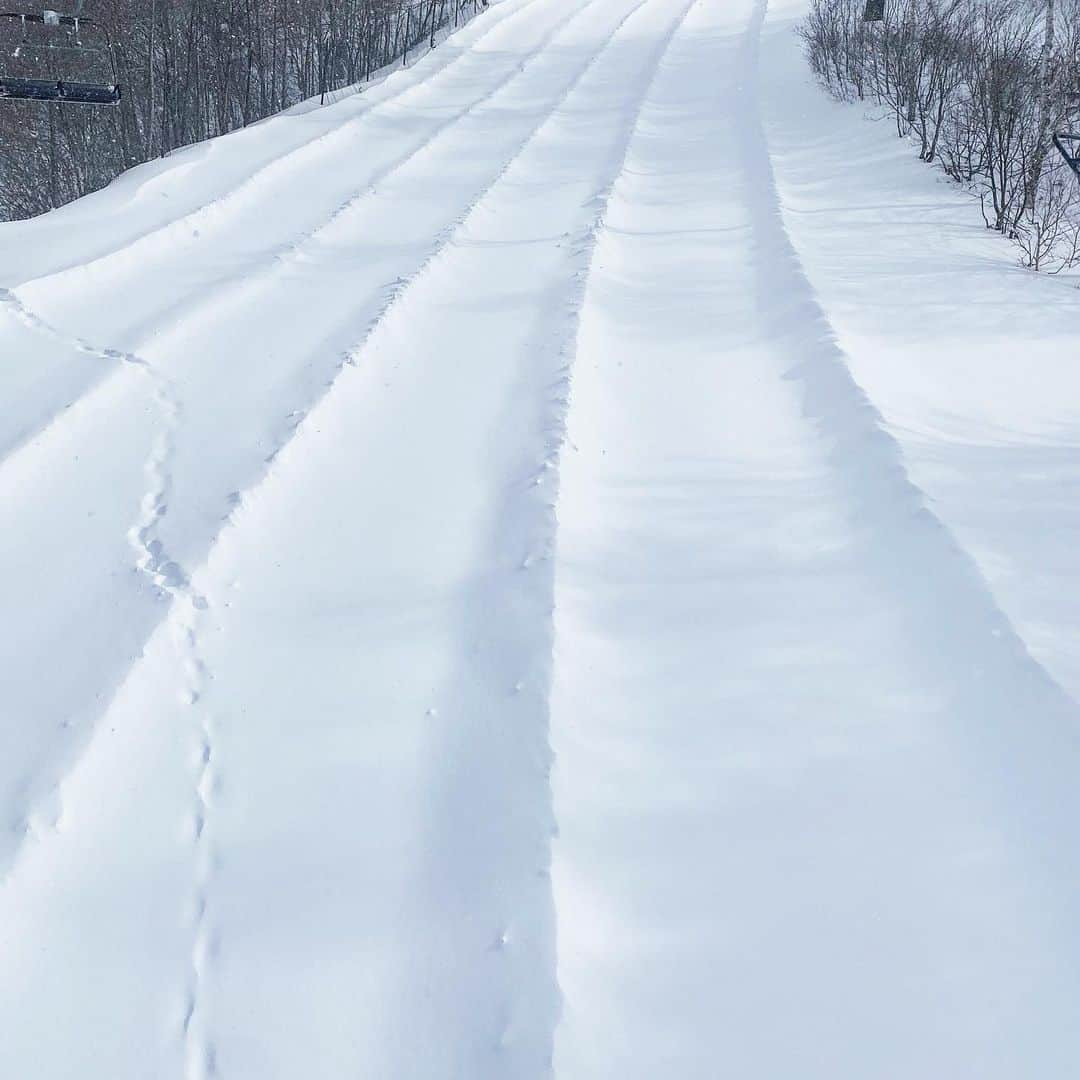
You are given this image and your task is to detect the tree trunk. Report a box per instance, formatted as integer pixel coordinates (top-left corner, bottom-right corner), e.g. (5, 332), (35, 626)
(1026, 0), (1056, 211)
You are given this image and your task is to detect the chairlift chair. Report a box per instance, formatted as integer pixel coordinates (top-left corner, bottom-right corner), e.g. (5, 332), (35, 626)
(1053, 132), (1080, 181)
(0, 4), (120, 104)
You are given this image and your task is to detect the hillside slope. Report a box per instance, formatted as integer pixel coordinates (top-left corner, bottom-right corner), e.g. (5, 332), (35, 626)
(1, 0), (1078, 1076)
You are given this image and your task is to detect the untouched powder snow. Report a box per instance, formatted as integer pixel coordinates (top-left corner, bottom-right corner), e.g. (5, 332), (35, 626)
(1, 0), (1079, 1075)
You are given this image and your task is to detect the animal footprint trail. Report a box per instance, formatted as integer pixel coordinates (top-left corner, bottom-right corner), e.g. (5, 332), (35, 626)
(173, 591), (221, 1080)
(121, 369), (222, 1077)
(3, 0), (1080, 1076)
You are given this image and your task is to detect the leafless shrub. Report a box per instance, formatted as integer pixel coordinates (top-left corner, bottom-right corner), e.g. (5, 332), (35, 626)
(799, 0), (1080, 271)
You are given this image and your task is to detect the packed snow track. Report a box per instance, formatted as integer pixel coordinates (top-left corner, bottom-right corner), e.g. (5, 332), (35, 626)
(2, 0), (1080, 1075)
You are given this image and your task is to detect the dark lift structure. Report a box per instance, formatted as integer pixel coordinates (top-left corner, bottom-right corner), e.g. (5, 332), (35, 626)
(0, 4), (119, 104)
(1053, 132), (1080, 180)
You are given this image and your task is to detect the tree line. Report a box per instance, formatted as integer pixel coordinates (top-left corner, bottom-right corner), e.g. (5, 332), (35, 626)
(0, 0), (484, 220)
(799, 0), (1080, 271)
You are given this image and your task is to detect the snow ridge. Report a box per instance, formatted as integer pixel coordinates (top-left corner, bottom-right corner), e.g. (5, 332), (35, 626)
(739, 0), (1080, 857)
(0, 0), (574, 465)
(392, 0), (713, 1064)
(3, 0), (1080, 1073)
(543, 0), (708, 891)
(4, 0), (537, 294)
(237, 0), (636, 482)
(0, 0), (594, 861)
(741, 0), (1076, 704)
(134, 2), (662, 1067)
(0, 0), (636, 901)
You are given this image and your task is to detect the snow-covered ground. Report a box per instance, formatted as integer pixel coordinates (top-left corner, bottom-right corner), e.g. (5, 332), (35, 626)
(1, 0), (1078, 1075)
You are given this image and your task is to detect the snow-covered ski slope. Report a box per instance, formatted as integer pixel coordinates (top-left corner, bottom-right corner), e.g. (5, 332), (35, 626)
(2, 0), (1080, 1074)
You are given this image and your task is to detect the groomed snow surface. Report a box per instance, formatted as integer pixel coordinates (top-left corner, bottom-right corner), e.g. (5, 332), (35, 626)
(2, 0), (1079, 1075)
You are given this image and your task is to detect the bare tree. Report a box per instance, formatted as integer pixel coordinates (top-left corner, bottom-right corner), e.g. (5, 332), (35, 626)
(799, 0), (1080, 271)
(0, 0), (481, 220)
